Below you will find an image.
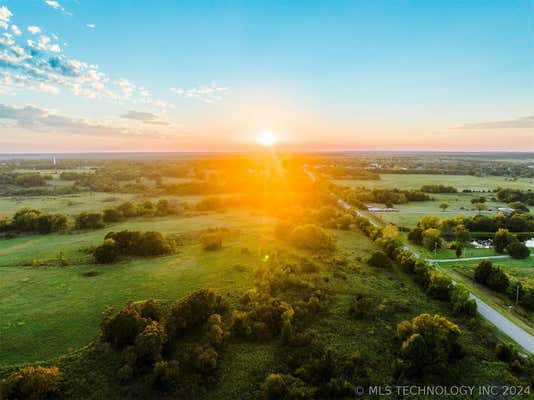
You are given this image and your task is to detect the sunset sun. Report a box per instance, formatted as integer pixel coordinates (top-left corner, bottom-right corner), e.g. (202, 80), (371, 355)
(257, 130), (278, 147)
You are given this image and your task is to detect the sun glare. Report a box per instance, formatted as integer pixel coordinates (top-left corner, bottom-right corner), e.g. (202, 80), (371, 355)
(257, 130), (278, 147)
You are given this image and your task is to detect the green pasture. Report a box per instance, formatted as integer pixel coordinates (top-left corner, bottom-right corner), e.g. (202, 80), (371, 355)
(335, 173), (534, 191)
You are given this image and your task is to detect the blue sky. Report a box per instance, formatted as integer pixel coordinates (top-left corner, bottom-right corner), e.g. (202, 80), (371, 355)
(0, 0), (532, 151)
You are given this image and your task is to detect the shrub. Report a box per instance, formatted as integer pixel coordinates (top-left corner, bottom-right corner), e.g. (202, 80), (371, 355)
(422, 228), (443, 251)
(367, 251), (392, 268)
(134, 321), (167, 366)
(427, 272), (452, 301)
(207, 314), (224, 346)
(413, 261), (432, 287)
(407, 227), (424, 244)
(137, 231), (172, 256)
(199, 231), (223, 250)
(139, 299), (161, 321)
(494, 229), (513, 253)
(289, 224), (335, 252)
(167, 289), (226, 336)
(101, 304), (147, 349)
(152, 360), (181, 390)
(506, 240), (530, 259)
(486, 266), (510, 293)
(191, 345), (218, 374)
(103, 208), (123, 223)
(75, 212), (104, 230)
(396, 313), (462, 377)
(474, 260), (493, 284)
(93, 239), (120, 264)
(0, 366), (62, 400)
(450, 285), (477, 316)
(495, 343), (517, 362)
(117, 201), (138, 217)
(274, 221), (294, 240)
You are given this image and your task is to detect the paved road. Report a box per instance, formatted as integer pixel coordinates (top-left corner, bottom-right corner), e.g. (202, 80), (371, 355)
(428, 255), (511, 263)
(472, 294), (534, 353)
(306, 167), (534, 353)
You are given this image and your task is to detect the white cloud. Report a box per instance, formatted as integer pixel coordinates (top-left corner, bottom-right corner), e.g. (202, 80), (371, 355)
(11, 25), (21, 36)
(170, 85), (230, 103)
(49, 44), (61, 53)
(28, 26), (41, 34)
(86, 23), (96, 29)
(44, 1), (71, 15)
(0, 6), (13, 30)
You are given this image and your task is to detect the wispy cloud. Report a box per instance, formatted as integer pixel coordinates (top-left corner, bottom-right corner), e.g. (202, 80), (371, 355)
(121, 110), (170, 125)
(456, 116), (534, 130)
(44, 1), (71, 15)
(170, 85), (229, 103)
(0, 103), (115, 135)
(86, 23), (96, 29)
(0, 6), (13, 29)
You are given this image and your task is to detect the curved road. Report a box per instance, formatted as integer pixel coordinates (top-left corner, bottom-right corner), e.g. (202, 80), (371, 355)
(311, 169), (534, 354)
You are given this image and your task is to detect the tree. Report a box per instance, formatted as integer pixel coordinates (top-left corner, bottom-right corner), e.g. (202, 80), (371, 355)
(473, 202), (487, 215)
(506, 240), (530, 259)
(427, 272), (452, 301)
(101, 304), (147, 349)
(407, 227), (424, 244)
(0, 366), (62, 400)
(439, 203), (449, 212)
(493, 229), (513, 253)
(103, 208), (123, 223)
(418, 216), (440, 230)
(474, 260), (493, 284)
(508, 202), (529, 213)
(289, 224), (335, 252)
(455, 244), (463, 258)
(422, 228), (443, 251)
(455, 224), (471, 244)
(396, 314), (462, 377)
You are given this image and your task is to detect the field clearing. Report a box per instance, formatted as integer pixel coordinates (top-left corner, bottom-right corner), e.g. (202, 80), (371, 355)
(0, 192), (214, 218)
(367, 192), (510, 228)
(0, 211), (277, 364)
(0, 210), (272, 267)
(335, 174), (534, 191)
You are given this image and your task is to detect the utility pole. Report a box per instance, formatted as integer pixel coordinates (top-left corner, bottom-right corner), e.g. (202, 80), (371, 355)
(516, 285), (520, 306)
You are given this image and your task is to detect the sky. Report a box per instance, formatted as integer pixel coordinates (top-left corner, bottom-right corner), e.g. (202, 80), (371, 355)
(0, 0), (533, 152)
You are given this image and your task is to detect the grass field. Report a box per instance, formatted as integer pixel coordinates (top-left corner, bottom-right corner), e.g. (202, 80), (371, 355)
(0, 192), (214, 218)
(0, 210), (277, 364)
(366, 192), (507, 228)
(335, 173), (534, 191)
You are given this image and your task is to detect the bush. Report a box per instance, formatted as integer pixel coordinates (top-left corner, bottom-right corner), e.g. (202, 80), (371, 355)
(494, 229), (513, 253)
(191, 345), (218, 374)
(0, 366), (62, 400)
(101, 304), (147, 349)
(152, 360), (181, 390)
(289, 224), (335, 252)
(413, 260), (432, 287)
(367, 251), (392, 268)
(474, 260), (493, 284)
(93, 239), (120, 264)
(427, 272), (452, 301)
(397, 313), (462, 377)
(495, 343), (517, 362)
(450, 285), (477, 316)
(167, 289), (226, 336)
(75, 212), (104, 230)
(103, 208), (123, 223)
(117, 201), (138, 217)
(134, 321), (167, 366)
(207, 314), (224, 346)
(486, 266), (510, 293)
(422, 228), (443, 251)
(506, 240), (530, 259)
(199, 231), (223, 251)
